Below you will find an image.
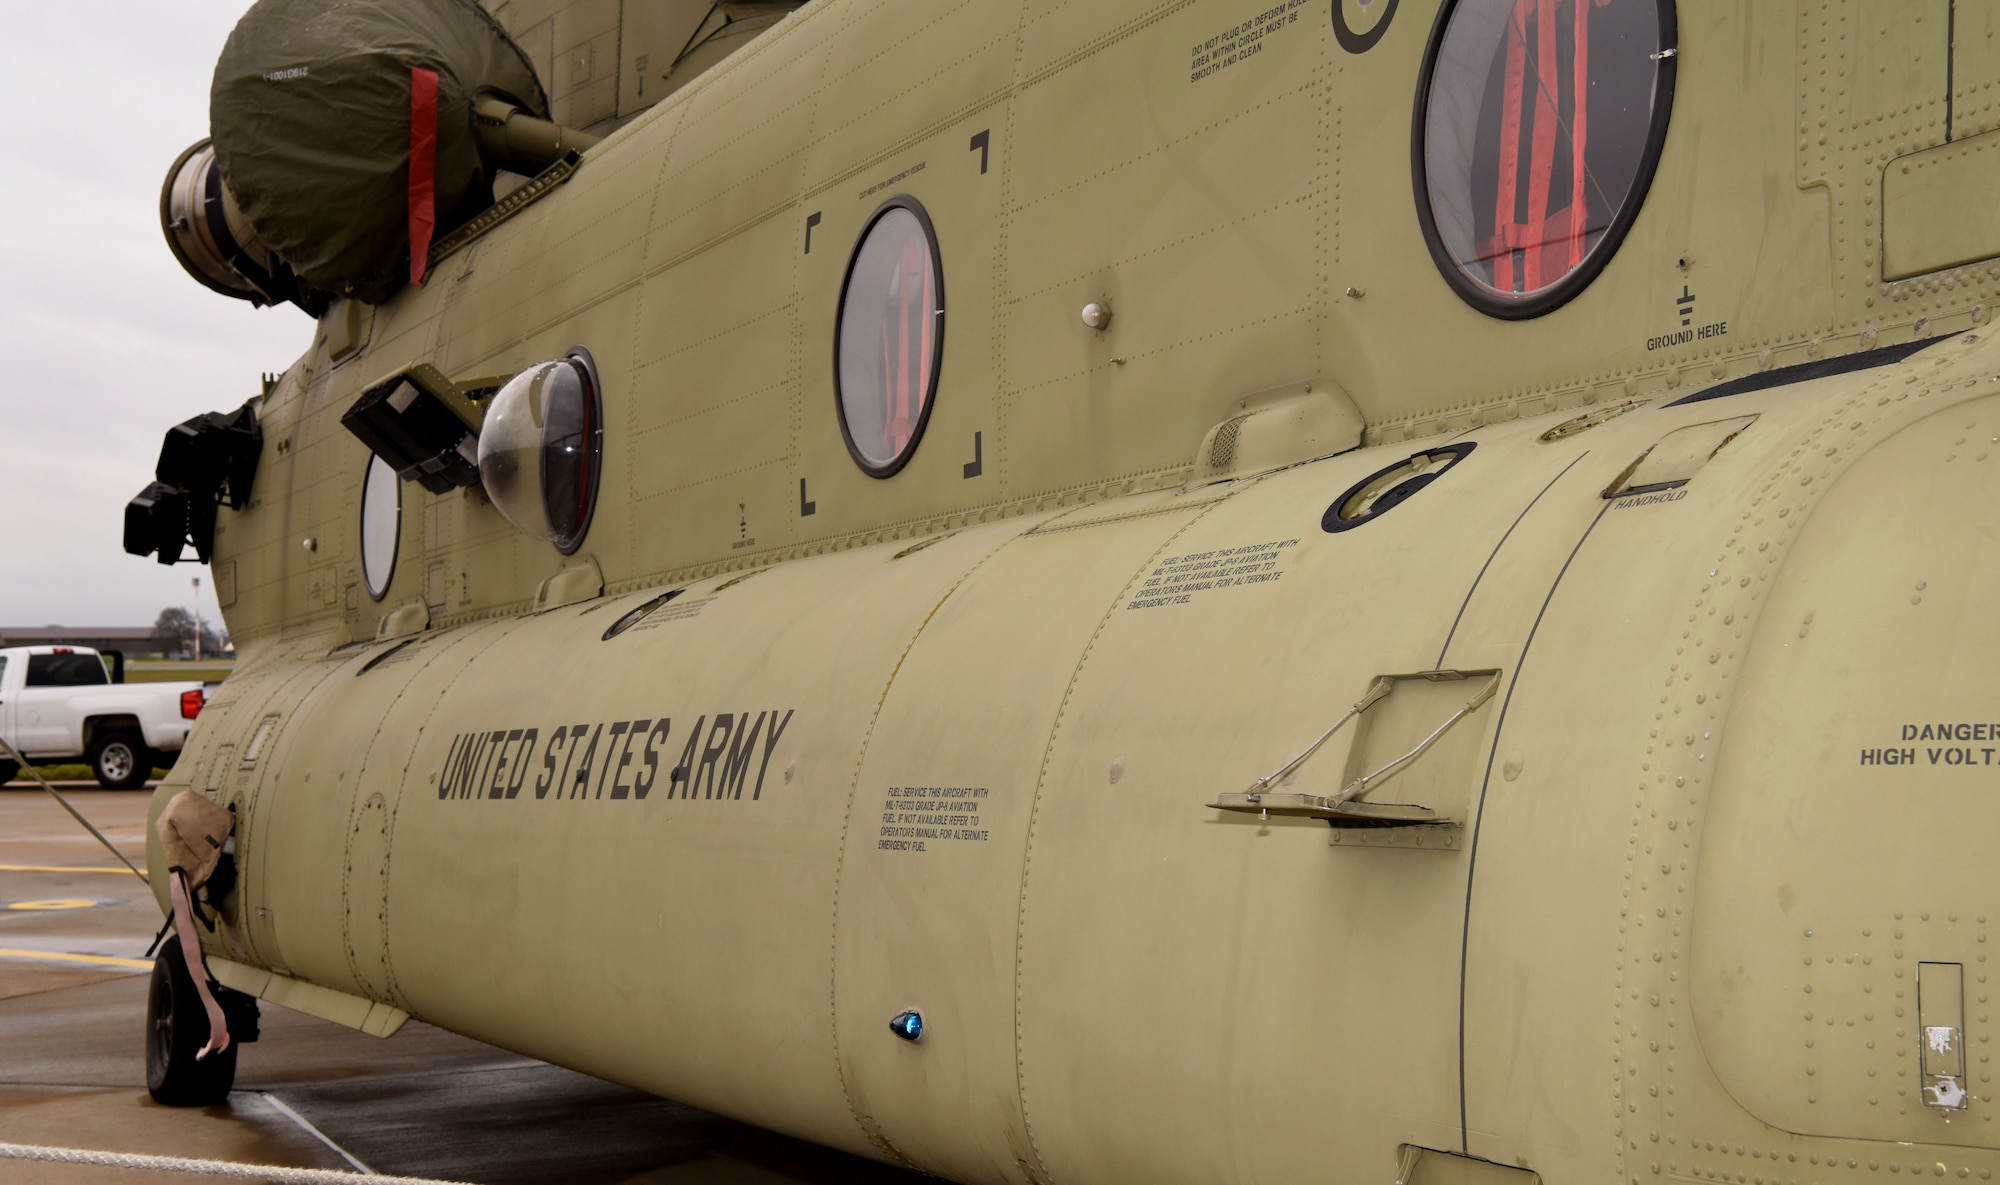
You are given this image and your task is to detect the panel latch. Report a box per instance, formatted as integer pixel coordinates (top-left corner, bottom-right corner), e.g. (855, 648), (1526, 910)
(1919, 961), (1971, 1111)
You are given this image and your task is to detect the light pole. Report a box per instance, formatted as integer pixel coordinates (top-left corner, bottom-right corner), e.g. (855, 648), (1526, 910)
(191, 577), (202, 663)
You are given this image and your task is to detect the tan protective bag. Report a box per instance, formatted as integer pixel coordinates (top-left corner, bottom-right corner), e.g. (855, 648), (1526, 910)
(155, 789), (233, 887)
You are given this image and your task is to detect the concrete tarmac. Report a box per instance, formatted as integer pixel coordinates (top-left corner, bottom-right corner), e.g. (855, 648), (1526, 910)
(0, 786), (921, 1185)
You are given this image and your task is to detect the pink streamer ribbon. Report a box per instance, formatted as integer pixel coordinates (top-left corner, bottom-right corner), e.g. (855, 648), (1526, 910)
(168, 871), (230, 1061)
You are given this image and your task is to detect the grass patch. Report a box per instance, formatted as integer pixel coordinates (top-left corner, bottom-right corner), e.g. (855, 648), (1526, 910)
(6, 764), (171, 785)
(14, 764), (91, 782)
(125, 663), (233, 684)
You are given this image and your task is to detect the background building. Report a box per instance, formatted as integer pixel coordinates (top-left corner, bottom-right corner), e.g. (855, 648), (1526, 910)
(0, 626), (178, 658)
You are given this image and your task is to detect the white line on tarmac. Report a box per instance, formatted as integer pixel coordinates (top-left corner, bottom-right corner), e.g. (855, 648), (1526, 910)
(258, 1091), (378, 1176)
(0, 946), (151, 970)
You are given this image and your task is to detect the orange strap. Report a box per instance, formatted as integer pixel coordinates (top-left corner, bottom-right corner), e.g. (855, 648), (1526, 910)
(1521, 0), (1559, 290)
(1485, 0), (1602, 289)
(1568, 0), (1590, 268)
(1491, 0), (1531, 292)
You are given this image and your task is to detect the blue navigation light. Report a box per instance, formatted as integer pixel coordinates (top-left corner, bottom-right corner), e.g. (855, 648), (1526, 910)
(889, 1010), (924, 1042)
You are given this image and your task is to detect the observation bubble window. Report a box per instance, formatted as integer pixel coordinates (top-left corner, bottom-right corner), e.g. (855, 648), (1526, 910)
(360, 453), (400, 600)
(1414, 0), (1676, 318)
(477, 349), (603, 555)
(835, 197), (944, 477)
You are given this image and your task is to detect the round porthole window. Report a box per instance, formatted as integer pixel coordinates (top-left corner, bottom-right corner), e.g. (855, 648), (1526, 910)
(360, 453), (400, 600)
(835, 197), (944, 477)
(1413, 0), (1676, 318)
(477, 348), (603, 554)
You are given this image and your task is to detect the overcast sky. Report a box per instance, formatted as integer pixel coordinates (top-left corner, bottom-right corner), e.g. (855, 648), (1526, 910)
(0, 2), (309, 632)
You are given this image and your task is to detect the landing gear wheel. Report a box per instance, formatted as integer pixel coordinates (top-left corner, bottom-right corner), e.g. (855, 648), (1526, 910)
(0, 758), (17, 784)
(146, 934), (237, 1106)
(90, 731), (149, 790)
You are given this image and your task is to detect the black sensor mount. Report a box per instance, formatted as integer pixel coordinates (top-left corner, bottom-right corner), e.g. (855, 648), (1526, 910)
(123, 404), (262, 565)
(340, 363), (486, 495)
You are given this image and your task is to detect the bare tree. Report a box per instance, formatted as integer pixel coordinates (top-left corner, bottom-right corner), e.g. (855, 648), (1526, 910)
(152, 608), (222, 659)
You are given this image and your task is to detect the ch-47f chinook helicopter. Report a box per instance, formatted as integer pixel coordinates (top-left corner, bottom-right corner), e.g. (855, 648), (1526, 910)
(119, 0), (2000, 1180)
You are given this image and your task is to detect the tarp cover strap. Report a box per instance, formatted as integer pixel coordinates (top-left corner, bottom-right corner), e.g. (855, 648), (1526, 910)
(409, 66), (440, 285)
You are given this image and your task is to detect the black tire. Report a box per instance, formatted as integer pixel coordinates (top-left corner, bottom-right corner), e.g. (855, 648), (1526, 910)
(89, 731), (149, 790)
(0, 758), (17, 784)
(146, 934), (237, 1106)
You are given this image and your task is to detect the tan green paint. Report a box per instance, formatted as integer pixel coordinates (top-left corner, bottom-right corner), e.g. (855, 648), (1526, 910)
(147, 2), (2000, 1182)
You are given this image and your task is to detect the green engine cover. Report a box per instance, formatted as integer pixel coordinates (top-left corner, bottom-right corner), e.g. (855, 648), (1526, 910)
(209, 0), (547, 304)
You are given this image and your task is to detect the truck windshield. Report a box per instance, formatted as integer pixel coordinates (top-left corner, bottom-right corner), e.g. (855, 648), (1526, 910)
(26, 653), (109, 687)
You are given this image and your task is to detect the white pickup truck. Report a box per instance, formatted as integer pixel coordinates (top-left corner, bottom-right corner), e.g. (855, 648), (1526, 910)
(0, 646), (206, 789)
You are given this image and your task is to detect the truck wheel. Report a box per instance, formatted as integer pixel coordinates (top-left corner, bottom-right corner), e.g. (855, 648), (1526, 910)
(90, 731), (150, 790)
(146, 934), (237, 1106)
